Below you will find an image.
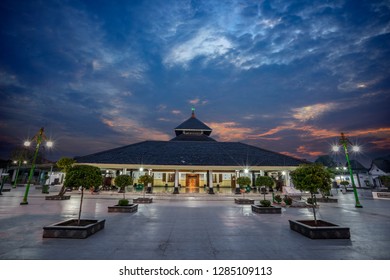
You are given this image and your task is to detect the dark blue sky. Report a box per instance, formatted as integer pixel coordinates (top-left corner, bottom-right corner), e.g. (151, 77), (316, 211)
(1, 0), (389, 166)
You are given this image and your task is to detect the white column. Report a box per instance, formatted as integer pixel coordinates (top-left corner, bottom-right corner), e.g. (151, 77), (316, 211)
(284, 171), (290, 186)
(122, 168), (127, 175)
(148, 169), (152, 187)
(208, 170), (213, 189)
(235, 170), (240, 189)
(174, 170), (179, 188)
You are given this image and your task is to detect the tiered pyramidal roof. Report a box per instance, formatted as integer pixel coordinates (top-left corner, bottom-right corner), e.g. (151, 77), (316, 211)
(171, 108), (214, 141)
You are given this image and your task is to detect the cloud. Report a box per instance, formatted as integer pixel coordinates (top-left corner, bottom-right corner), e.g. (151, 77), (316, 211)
(163, 28), (234, 67)
(188, 98), (208, 106)
(370, 139), (390, 150)
(171, 110), (181, 115)
(189, 98), (200, 105)
(296, 145), (324, 157)
(207, 122), (254, 142)
(101, 116), (170, 142)
(292, 103), (339, 122)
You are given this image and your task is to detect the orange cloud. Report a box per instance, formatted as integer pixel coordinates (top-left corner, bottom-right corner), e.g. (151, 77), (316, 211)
(256, 124), (294, 137)
(279, 151), (302, 158)
(207, 122), (254, 142)
(370, 139), (390, 149)
(297, 145), (324, 157)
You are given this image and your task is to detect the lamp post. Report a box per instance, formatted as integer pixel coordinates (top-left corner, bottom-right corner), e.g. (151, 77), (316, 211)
(12, 160), (27, 188)
(332, 132), (362, 208)
(20, 127), (53, 205)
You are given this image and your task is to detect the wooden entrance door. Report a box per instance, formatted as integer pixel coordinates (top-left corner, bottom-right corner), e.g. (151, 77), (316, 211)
(186, 174), (199, 193)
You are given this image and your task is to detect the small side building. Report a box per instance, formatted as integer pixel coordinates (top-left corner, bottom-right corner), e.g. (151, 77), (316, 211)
(369, 156), (390, 188)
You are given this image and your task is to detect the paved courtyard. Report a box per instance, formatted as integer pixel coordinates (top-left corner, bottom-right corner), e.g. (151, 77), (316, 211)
(0, 185), (389, 260)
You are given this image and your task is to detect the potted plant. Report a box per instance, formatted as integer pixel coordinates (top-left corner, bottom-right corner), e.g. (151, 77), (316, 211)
(46, 157), (75, 200)
(234, 176), (254, 204)
(289, 163), (350, 239)
(252, 198), (282, 214)
(133, 174), (153, 203)
(43, 165), (105, 239)
(108, 174), (138, 213)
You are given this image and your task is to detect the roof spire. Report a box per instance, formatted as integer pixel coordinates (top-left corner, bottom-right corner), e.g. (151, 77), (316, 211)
(191, 106), (195, 118)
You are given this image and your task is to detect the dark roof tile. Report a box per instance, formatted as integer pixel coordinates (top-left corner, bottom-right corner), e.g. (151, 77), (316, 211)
(75, 141), (307, 167)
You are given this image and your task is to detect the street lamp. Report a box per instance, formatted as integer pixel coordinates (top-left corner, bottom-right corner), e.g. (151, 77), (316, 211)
(12, 160), (27, 188)
(332, 132), (362, 208)
(20, 127), (53, 205)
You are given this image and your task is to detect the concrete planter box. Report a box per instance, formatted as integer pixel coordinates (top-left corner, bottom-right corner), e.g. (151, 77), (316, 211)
(316, 197), (338, 203)
(45, 195), (71, 200)
(108, 204), (138, 213)
(289, 220), (350, 239)
(372, 192), (390, 200)
(43, 219), (105, 239)
(252, 205), (282, 214)
(133, 197), (153, 203)
(234, 198), (254, 204)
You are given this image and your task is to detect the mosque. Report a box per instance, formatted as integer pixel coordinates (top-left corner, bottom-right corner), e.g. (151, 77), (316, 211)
(75, 109), (307, 193)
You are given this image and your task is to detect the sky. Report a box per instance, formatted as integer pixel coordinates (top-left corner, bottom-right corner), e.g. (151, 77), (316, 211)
(0, 0), (389, 167)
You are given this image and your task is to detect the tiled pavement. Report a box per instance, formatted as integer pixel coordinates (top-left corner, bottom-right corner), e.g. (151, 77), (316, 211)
(0, 185), (389, 260)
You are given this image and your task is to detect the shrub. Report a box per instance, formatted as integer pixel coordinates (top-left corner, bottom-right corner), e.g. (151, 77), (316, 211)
(274, 194), (282, 203)
(237, 176), (251, 186)
(340, 180), (349, 186)
(255, 176), (274, 188)
(283, 195), (292, 205)
(260, 200), (271, 207)
(118, 199), (129, 206)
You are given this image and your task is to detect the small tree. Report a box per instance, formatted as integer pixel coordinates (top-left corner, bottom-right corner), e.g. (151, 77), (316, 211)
(138, 174), (153, 198)
(115, 175), (133, 202)
(237, 176), (251, 198)
(56, 157), (76, 196)
(339, 180), (349, 192)
(256, 176), (274, 201)
(64, 165), (102, 225)
(379, 175), (390, 190)
(290, 163), (331, 225)
(340, 180), (349, 187)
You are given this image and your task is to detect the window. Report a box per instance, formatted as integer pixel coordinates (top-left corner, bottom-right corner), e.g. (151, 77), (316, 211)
(168, 173), (175, 182)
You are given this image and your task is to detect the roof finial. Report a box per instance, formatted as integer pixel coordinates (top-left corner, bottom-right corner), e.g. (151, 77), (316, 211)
(191, 106), (195, 118)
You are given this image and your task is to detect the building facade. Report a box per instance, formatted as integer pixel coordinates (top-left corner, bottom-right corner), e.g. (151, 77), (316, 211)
(75, 109), (307, 193)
